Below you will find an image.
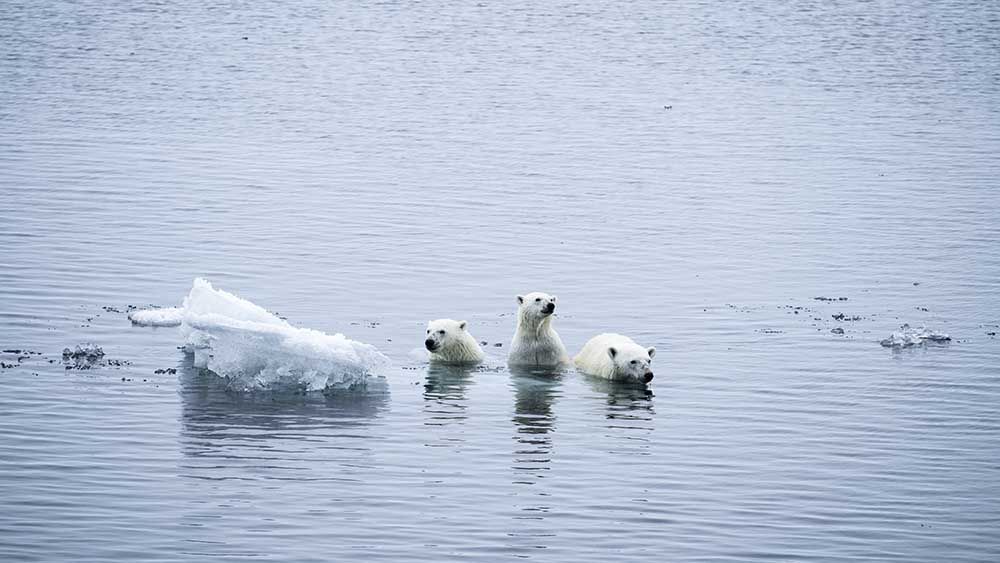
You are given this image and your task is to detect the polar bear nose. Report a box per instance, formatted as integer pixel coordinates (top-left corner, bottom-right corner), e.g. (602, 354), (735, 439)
(425, 339), (437, 351)
(543, 302), (555, 314)
(643, 372), (654, 383)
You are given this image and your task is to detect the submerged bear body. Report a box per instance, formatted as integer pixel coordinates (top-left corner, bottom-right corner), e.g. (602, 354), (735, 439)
(574, 333), (656, 384)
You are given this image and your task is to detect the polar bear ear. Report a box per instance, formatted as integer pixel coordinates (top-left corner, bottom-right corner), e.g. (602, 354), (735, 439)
(647, 347), (656, 359)
(458, 321), (467, 331)
(607, 346), (618, 359)
(517, 295), (524, 304)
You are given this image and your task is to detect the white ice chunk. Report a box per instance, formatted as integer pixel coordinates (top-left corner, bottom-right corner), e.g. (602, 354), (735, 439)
(880, 323), (951, 348)
(182, 278), (283, 326)
(143, 278), (390, 391)
(128, 307), (185, 327)
(183, 313), (390, 391)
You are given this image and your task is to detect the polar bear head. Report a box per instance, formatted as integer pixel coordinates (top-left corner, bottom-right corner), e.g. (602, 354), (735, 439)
(516, 292), (557, 320)
(425, 318), (470, 353)
(608, 344), (656, 383)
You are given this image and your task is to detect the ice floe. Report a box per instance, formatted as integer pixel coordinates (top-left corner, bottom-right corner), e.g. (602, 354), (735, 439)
(132, 279), (390, 391)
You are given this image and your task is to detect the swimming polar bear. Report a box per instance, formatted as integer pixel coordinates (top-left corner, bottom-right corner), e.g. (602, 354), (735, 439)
(424, 319), (485, 365)
(574, 333), (656, 384)
(507, 292), (569, 368)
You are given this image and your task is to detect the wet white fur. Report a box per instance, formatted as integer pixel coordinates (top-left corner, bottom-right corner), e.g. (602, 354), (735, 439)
(425, 319), (484, 364)
(507, 292), (569, 367)
(574, 333), (656, 382)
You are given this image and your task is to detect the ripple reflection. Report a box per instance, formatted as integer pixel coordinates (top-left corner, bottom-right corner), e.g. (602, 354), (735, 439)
(178, 357), (388, 481)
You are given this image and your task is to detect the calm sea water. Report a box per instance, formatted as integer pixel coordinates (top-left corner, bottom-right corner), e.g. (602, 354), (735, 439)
(2, 1), (1000, 561)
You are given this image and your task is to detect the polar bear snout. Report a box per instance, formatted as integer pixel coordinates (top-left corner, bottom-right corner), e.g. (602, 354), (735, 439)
(542, 302), (555, 314)
(643, 371), (654, 383)
(425, 338), (438, 352)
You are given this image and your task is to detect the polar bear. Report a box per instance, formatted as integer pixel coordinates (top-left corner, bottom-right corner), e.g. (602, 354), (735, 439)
(507, 292), (569, 368)
(424, 319), (485, 365)
(574, 333), (656, 384)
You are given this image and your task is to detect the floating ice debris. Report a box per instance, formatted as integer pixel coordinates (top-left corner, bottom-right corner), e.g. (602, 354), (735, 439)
(1, 349), (40, 366)
(880, 324), (951, 348)
(62, 343), (105, 361)
(832, 313), (862, 321)
(169, 279), (390, 391)
(408, 348), (431, 363)
(129, 307), (185, 327)
(61, 344), (120, 369)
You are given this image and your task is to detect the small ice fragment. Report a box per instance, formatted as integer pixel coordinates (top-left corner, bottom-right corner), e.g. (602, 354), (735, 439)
(880, 324), (951, 348)
(129, 307), (184, 327)
(408, 348), (431, 363)
(62, 343), (104, 359)
(62, 343), (106, 368)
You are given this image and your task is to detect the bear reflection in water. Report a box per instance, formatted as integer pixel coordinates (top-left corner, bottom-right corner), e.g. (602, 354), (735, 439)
(422, 363), (477, 428)
(508, 365), (565, 483)
(581, 375), (656, 451)
(583, 376), (654, 414)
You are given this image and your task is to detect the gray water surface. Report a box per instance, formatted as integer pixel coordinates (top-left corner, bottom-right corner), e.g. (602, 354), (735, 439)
(2, 1), (1000, 561)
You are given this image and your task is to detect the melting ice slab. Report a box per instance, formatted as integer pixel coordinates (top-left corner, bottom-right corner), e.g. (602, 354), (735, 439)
(129, 307), (184, 327)
(880, 323), (951, 348)
(137, 279), (390, 391)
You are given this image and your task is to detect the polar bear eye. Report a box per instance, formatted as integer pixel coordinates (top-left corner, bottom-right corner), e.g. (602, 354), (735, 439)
(535, 298), (541, 303)
(630, 360), (637, 365)
(438, 330), (446, 335)
(426, 329), (430, 334)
